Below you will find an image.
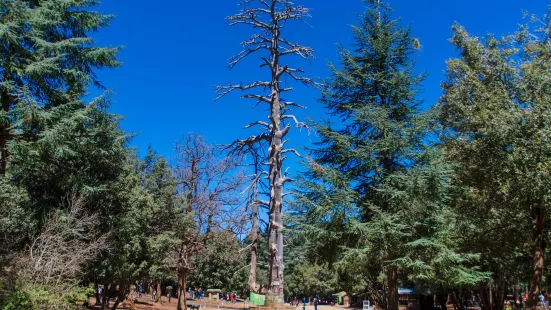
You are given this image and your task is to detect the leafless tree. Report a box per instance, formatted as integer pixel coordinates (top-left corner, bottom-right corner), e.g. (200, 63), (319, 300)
(215, 0), (316, 304)
(9, 194), (108, 298)
(239, 143), (269, 293)
(168, 133), (246, 310)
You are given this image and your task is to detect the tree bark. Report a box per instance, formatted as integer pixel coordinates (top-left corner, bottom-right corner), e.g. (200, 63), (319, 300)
(513, 283), (518, 306)
(155, 279), (162, 303)
(266, 8), (285, 305)
(219, 1), (314, 304)
(436, 294), (448, 310)
(0, 89), (11, 175)
(479, 281), (492, 310)
(527, 206), (546, 310)
(492, 277), (505, 310)
(110, 284), (128, 310)
(101, 283), (112, 310)
(177, 269), (188, 310)
(122, 284), (136, 308)
(387, 268), (399, 310)
(249, 199), (259, 292)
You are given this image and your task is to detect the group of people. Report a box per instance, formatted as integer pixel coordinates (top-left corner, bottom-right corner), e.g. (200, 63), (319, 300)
(290, 297), (333, 310)
(219, 292), (239, 302)
(189, 287), (205, 299)
(458, 291), (551, 309)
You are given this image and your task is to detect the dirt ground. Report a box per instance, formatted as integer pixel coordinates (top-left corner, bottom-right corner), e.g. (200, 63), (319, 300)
(88, 294), (352, 310)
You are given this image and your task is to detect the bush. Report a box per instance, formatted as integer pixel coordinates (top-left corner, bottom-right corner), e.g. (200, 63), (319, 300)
(1, 284), (92, 310)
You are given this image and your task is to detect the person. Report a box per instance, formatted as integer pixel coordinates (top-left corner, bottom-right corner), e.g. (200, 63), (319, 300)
(167, 286), (173, 304)
(540, 291), (547, 310)
(505, 301), (513, 310)
(314, 297), (319, 310)
(152, 288), (157, 301)
(97, 286), (103, 303)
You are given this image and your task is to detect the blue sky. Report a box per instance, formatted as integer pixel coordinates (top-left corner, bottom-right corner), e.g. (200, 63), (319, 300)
(92, 0), (546, 168)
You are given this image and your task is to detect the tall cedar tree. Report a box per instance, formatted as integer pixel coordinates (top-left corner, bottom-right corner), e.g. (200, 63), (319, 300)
(300, 1), (428, 309)
(439, 19), (551, 310)
(140, 146), (180, 305)
(0, 0), (119, 175)
(216, 0), (315, 303)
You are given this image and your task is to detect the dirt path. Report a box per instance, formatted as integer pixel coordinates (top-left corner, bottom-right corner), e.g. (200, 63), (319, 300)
(88, 295), (351, 310)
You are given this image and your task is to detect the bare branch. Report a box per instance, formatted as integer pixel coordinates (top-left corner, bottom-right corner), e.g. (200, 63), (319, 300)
(214, 81), (271, 101)
(279, 37), (314, 58)
(282, 148), (301, 157)
(282, 176), (294, 184)
(281, 101), (306, 109)
(226, 133), (271, 152)
(243, 94), (271, 104)
(282, 114), (308, 128)
(244, 121), (271, 130)
(229, 44), (270, 69)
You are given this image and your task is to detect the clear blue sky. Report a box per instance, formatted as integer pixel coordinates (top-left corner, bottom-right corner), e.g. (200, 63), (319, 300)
(91, 0), (546, 168)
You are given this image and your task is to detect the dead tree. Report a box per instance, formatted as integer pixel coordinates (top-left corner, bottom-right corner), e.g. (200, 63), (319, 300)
(240, 143), (269, 293)
(170, 133), (246, 310)
(10, 194), (109, 299)
(215, 0), (316, 304)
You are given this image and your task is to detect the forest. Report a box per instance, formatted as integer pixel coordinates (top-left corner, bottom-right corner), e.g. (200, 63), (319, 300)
(1, 0), (551, 310)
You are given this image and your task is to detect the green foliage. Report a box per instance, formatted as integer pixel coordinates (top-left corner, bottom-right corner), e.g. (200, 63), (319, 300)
(285, 263), (338, 298)
(189, 231), (247, 292)
(3, 0), (551, 307)
(2, 283), (93, 310)
(438, 14), (551, 302)
(2, 290), (31, 310)
(291, 0), (485, 301)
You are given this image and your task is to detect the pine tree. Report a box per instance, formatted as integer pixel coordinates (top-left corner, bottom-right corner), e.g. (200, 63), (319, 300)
(0, 0), (119, 175)
(294, 2), (473, 309)
(439, 17), (551, 310)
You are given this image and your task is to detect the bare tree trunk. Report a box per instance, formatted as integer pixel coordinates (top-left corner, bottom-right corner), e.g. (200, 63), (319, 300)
(183, 271), (188, 310)
(0, 89), (11, 175)
(123, 284), (136, 308)
(249, 199), (259, 292)
(265, 9), (285, 304)
(527, 207), (546, 310)
(514, 283), (519, 306)
(386, 268), (399, 310)
(155, 279), (162, 303)
(101, 283), (112, 310)
(436, 294), (448, 310)
(111, 284), (128, 310)
(178, 269), (188, 310)
(451, 291), (461, 310)
(479, 282), (492, 310)
(218, 1), (315, 304)
(492, 277), (505, 310)
(247, 149), (262, 293)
